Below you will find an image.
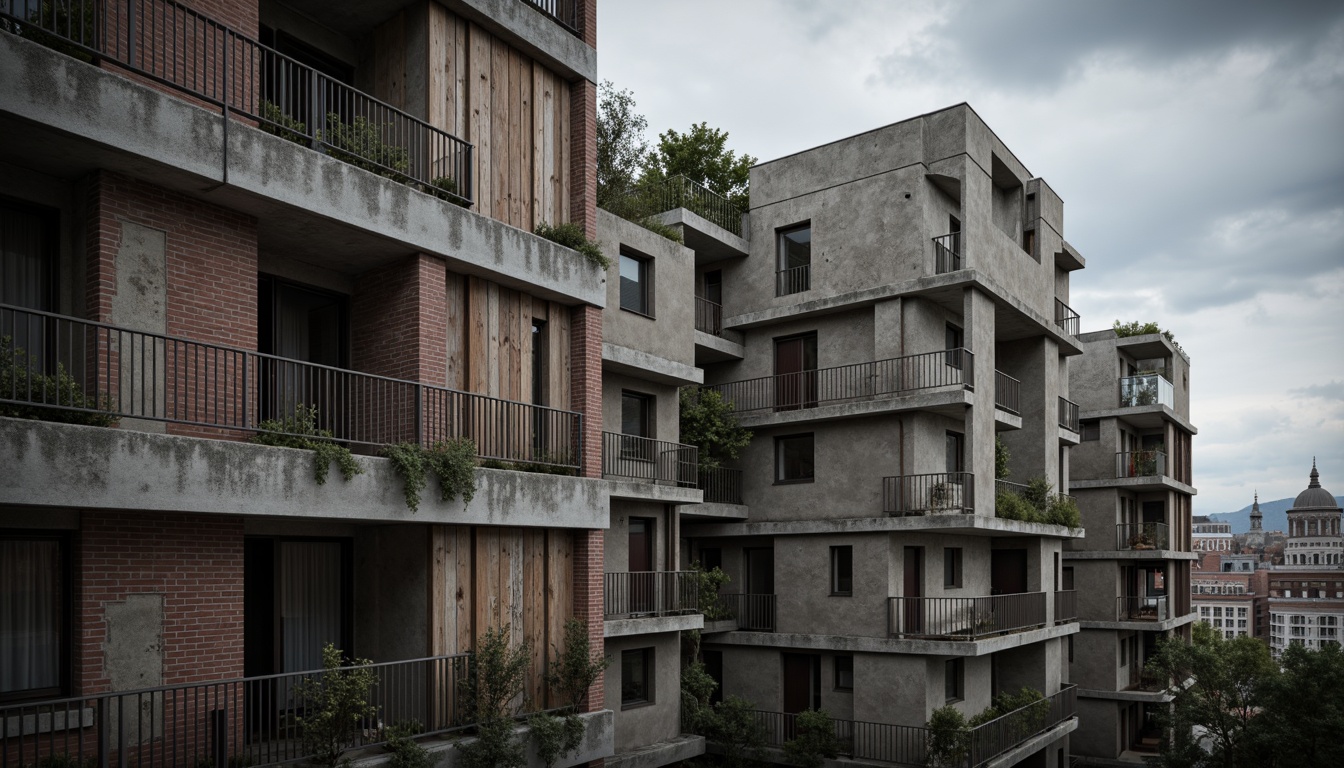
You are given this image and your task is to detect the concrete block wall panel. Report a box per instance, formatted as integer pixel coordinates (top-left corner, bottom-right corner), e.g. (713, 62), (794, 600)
(773, 532), (890, 638)
(709, 308), (875, 385)
(893, 532), (994, 600)
(1072, 698), (1121, 761)
(964, 287), (997, 516)
(1073, 490), (1117, 552)
(597, 209), (696, 369)
(352, 253), (449, 385)
(853, 653), (928, 725)
(354, 524), (431, 663)
(75, 511), (245, 694)
(997, 336), (1062, 485)
(717, 645), (780, 711)
(995, 641), (1050, 695)
(603, 632), (681, 754)
(1071, 333), (1121, 413)
(1071, 628), (1119, 692)
(606, 501), (674, 573)
(1074, 560), (1121, 620)
(600, 373), (680, 444)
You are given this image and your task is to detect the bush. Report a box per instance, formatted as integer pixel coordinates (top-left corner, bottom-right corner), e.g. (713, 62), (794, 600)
(382, 439), (477, 512)
(785, 708), (842, 768)
(995, 477), (1078, 529)
(320, 113), (410, 178)
(5, 1), (96, 63)
(425, 176), (472, 207)
(459, 716), (525, 768)
(293, 644), (378, 768)
(252, 404), (362, 485)
(707, 696), (767, 768)
(995, 435), (1010, 480)
(533, 221), (611, 270)
(547, 618), (608, 712)
(528, 712), (586, 768)
(925, 705), (970, 768)
(384, 721), (432, 768)
(680, 659), (719, 735)
(457, 626), (531, 768)
(638, 216), (683, 243)
(0, 337), (117, 427)
(259, 101), (308, 145)
(1045, 494), (1081, 529)
(994, 489), (1040, 523)
(693, 562), (732, 620)
(680, 388), (752, 472)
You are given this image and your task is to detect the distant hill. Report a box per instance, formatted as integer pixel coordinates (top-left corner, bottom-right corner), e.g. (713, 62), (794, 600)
(1207, 496), (1344, 534)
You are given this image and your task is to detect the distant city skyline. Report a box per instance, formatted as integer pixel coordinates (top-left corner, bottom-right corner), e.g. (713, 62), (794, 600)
(599, 0), (1344, 515)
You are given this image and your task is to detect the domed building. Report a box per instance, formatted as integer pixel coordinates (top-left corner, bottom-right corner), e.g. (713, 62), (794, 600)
(1269, 460), (1344, 658)
(1284, 460), (1343, 567)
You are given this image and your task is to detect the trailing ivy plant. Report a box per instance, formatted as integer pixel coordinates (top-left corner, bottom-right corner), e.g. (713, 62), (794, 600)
(533, 221), (612, 270)
(680, 387), (752, 472)
(0, 337), (118, 427)
(457, 626), (531, 768)
(784, 708), (842, 768)
(382, 438), (477, 512)
(293, 643), (378, 768)
(251, 404), (362, 485)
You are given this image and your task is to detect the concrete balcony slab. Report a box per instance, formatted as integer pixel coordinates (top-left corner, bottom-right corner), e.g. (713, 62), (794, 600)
(607, 734), (706, 768)
(604, 612), (704, 638)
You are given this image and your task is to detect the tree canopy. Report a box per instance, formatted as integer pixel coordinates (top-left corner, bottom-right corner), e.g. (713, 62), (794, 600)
(595, 80), (650, 217)
(644, 122), (756, 211)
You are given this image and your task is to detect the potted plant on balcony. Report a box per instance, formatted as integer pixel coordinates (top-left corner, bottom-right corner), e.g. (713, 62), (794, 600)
(1128, 531), (1157, 550)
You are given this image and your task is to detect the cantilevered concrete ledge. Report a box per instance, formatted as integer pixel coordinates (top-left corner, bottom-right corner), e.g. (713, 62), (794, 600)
(0, 418), (608, 529)
(1077, 688), (1173, 704)
(681, 502), (749, 520)
(707, 622), (1079, 658)
(1064, 550), (1200, 561)
(0, 34), (605, 307)
(1080, 403), (1198, 435)
(995, 407), (1023, 430)
(346, 709), (613, 768)
(1070, 476), (1197, 495)
(684, 515), (1085, 539)
(602, 343), (703, 386)
(732, 387), (972, 430)
(1079, 613), (1197, 632)
(453, 0), (596, 82)
(694, 330), (745, 362)
(607, 735), (706, 768)
(980, 719), (1077, 768)
(604, 612), (704, 638)
(650, 208), (749, 261)
(603, 478), (703, 505)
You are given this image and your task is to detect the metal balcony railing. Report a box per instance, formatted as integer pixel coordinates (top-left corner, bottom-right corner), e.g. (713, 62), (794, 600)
(0, 654), (494, 767)
(0, 304), (580, 468)
(1055, 590), (1078, 623)
(1054, 298), (1080, 337)
(888, 592), (1046, 640)
(1119, 595), (1169, 622)
(776, 263), (811, 296)
(995, 370), (1020, 414)
(0, 0), (474, 205)
(1118, 522), (1170, 550)
(695, 296), (723, 336)
(884, 472), (975, 516)
(517, 0), (582, 37)
(1058, 396), (1079, 431)
(1117, 450), (1167, 479)
(708, 348), (974, 414)
(933, 232), (963, 273)
(603, 571), (699, 618)
(600, 431), (697, 487)
(652, 174), (743, 234)
(698, 466), (743, 505)
(967, 685), (1077, 767)
(711, 593), (776, 631)
(1119, 373), (1175, 409)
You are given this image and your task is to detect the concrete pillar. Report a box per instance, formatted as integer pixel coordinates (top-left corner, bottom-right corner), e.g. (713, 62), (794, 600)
(963, 286), (996, 516)
(874, 297), (904, 360)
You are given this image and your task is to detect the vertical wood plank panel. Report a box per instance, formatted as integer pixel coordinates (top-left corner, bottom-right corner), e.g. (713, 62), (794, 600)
(545, 529), (572, 707)
(540, 70), (556, 224)
(452, 16), (468, 139)
(426, 4), (445, 129)
(558, 79), (571, 224)
(486, 281), (500, 398)
(469, 23), (491, 219)
(520, 295), (534, 407)
(523, 529), (546, 705)
(467, 277), (489, 393)
(445, 271), (464, 390)
(492, 40), (510, 224)
(429, 525), (449, 655)
(373, 12), (406, 109)
(551, 302), (571, 411)
(508, 49), (524, 228)
(531, 64), (546, 229)
(456, 527), (475, 652)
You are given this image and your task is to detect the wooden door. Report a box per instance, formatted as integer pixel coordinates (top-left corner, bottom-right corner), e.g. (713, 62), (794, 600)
(629, 518), (654, 612)
(774, 334), (817, 410)
(991, 549), (1028, 595)
(781, 653), (820, 739)
(903, 546), (923, 634)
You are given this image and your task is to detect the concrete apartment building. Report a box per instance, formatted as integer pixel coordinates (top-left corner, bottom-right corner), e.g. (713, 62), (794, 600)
(1065, 328), (1197, 765)
(677, 104), (1085, 768)
(0, 0), (713, 765)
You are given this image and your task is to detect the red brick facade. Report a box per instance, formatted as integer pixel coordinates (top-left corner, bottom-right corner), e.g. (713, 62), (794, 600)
(569, 304), (602, 478)
(351, 253), (449, 385)
(572, 528), (605, 711)
(569, 78), (598, 240)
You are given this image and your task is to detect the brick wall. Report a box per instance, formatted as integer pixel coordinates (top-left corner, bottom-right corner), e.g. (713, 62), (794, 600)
(572, 528), (604, 712)
(569, 78), (597, 240)
(351, 253), (448, 384)
(75, 511), (245, 694)
(569, 304), (601, 478)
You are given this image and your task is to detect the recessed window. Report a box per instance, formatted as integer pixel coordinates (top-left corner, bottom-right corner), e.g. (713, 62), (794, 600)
(1023, 228), (1036, 256)
(945, 431), (965, 474)
(945, 658), (964, 702)
(831, 546), (853, 595)
(776, 224), (811, 296)
(1, 533), (68, 702)
(0, 201), (57, 311)
(944, 548), (963, 588)
(621, 648), (653, 708)
(945, 324), (964, 368)
(1081, 421), (1100, 442)
(775, 434), (815, 483)
(621, 391), (653, 439)
(619, 251), (652, 316)
(834, 655), (854, 691)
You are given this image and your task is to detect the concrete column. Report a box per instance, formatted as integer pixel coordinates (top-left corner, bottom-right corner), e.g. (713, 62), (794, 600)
(998, 336), (1061, 488)
(874, 297), (904, 360)
(963, 286), (996, 516)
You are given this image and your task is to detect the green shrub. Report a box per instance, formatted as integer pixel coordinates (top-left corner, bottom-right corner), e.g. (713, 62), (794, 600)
(384, 721), (432, 768)
(693, 562), (732, 620)
(457, 626), (531, 768)
(680, 388), (752, 472)
(1045, 494), (1081, 529)
(784, 708), (842, 768)
(425, 176), (472, 207)
(459, 715), (524, 768)
(638, 216), (683, 243)
(995, 477), (1078, 529)
(533, 221), (611, 270)
(0, 337), (117, 427)
(6, 2), (97, 63)
(251, 404), (362, 485)
(995, 435), (1010, 480)
(680, 659), (718, 735)
(293, 644), (378, 768)
(320, 113), (410, 178)
(925, 705), (970, 768)
(528, 712), (586, 768)
(706, 696), (767, 768)
(547, 619), (608, 712)
(994, 489), (1040, 523)
(259, 101), (308, 144)
(382, 439), (477, 512)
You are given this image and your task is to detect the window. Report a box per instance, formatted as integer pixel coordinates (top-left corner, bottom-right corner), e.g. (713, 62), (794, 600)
(945, 431), (965, 474)
(621, 391), (653, 439)
(834, 656), (854, 691)
(621, 648), (653, 708)
(775, 434), (815, 483)
(945, 324), (964, 368)
(945, 658), (964, 702)
(1023, 228), (1036, 256)
(1, 201), (57, 311)
(700, 547), (722, 572)
(1081, 421), (1100, 442)
(944, 548), (963, 588)
(619, 251), (652, 316)
(831, 546), (853, 595)
(1, 533), (69, 702)
(776, 223), (811, 295)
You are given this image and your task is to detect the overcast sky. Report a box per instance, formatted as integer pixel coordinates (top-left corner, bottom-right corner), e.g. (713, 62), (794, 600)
(599, 0), (1344, 515)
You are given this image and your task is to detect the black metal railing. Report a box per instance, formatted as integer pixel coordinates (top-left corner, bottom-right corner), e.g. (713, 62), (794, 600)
(0, 0), (473, 205)
(967, 685), (1077, 767)
(1058, 396), (1079, 431)
(709, 348), (974, 414)
(711, 593), (776, 631)
(776, 264), (810, 296)
(698, 466), (743, 505)
(653, 174), (743, 234)
(603, 571), (698, 618)
(1117, 450), (1167, 479)
(1118, 522), (1170, 550)
(1054, 298), (1079, 337)
(0, 654), (486, 768)
(517, 0), (582, 37)
(0, 304), (580, 468)
(1119, 595), (1168, 622)
(994, 370), (1020, 415)
(933, 232), (963, 273)
(600, 431), (697, 487)
(888, 592), (1047, 640)
(1055, 590), (1077, 623)
(883, 472), (975, 516)
(695, 296), (723, 336)
(1119, 373), (1174, 409)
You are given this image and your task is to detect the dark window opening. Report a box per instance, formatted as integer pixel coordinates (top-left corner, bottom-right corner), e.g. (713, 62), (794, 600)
(776, 224), (812, 295)
(834, 655), (854, 691)
(944, 547), (963, 588)
(0, 532), (70, 703)
(621, 648), (653, 708)
(776, 433), (815, 483)
(831, 546), (853, 595)
(619, 252), (652, 316)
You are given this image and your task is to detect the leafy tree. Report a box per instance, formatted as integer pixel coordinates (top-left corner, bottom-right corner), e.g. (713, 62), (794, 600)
(1257, 642), (1344, 768)
(680, 388), (753, 471)
(924, 705), (970, 768)
(784, 708), (842, 768)
(293, 644), (378, 767)
(644, 122), (756, 211)
(596, 81), (651, 217)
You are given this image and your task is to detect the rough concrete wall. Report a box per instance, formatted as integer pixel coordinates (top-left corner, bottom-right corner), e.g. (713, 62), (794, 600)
(76, 511), (244, 694)
(964, 287), (996, 516)
(603, 632), (681, 753)
(1073, 698), (1121, 761)
(717, 645), (780, 711)
(774, 533), (890, 638)
(853, 653), (927, 724)
(1070, 333), (1121, 413)
(605, 500), (671, 572)
(355, 524), (431, 662)
(600, 373), (679, 443)
(704, 308), (876, 386)
(596, 209), (696, 369)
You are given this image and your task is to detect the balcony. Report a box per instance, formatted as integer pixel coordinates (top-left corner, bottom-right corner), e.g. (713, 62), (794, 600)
(1125, 663), (1168, 693)
(603, 571), (698, 618)
(887, 592), (1047, 640)
(1054, 299), (1080, 337)
(1119, 595), (1169, 622)
(1119, 373), (1175, 409)
(698, 466), (743, 505)
(518, 0), (584, 37)
(1055, 590), (1078, 624)
(709, 348), (973, 414)
(776, 263), (811, 296)
(601, 432), (697, 487)
(729, 685), (1076, 768)
(1117, 450), (1167, 479)
(708, 593), (776, 632)
(933, 232), (963, 273)
(884, 472), (975, 516)
(647, 174), (743, 235)
(0, 304), (580, 469)
(994, 370), (1020, 415)
(1058, 396), (1079, 432)
(1118, 522), (1171, 551)
(695, 296), (723, 336)
(1, 0), (473, 205)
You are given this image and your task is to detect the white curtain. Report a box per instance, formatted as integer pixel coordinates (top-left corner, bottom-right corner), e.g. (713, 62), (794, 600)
(0, 539), (60, 694)
(278, 541), (343, 674)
